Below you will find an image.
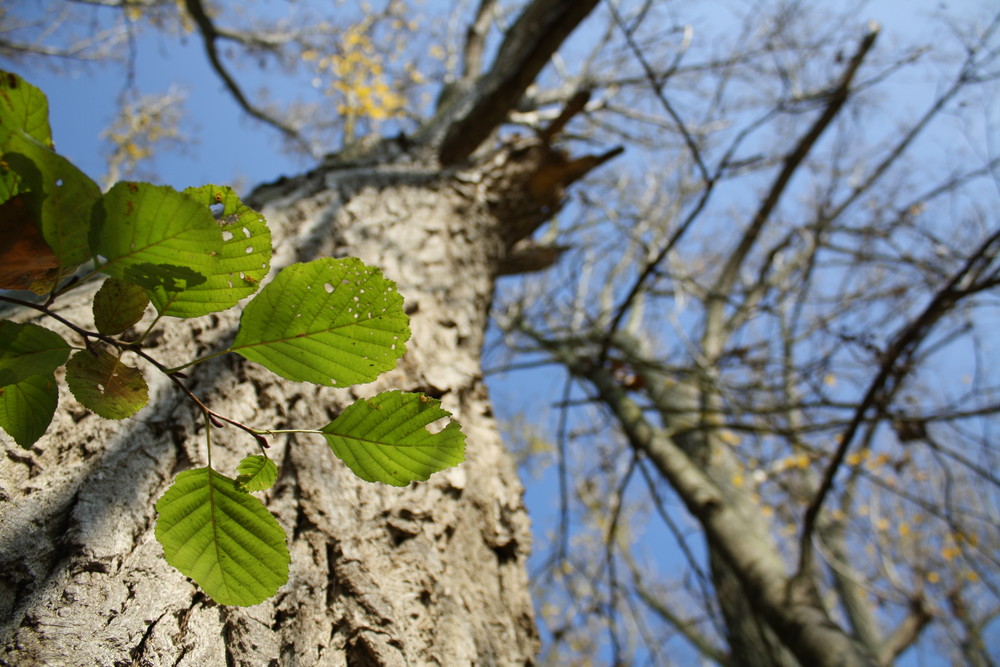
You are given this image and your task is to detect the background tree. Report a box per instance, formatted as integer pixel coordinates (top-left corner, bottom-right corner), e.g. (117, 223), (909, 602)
(2, 1), (998, 666)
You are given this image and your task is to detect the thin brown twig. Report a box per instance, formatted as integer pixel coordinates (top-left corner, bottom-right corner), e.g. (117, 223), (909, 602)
(797, 226), (1000, 576)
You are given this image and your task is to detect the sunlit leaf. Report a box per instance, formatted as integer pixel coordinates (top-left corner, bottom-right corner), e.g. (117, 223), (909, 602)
(90, 182), (222, 310)
(235, 454), (278, 492)
(0, 373), (57, 449)
(155, 467), (290, 606)
(0, 71), (52, 147)
(3, 135), (101, 269)
(321, 390), (465, 486)
(65, 348), (148, 420)
(93, 277), (150, 335)
(231, 258), (409, 386)
(135, 184), (273, 318)
(0, 321), (70, 387)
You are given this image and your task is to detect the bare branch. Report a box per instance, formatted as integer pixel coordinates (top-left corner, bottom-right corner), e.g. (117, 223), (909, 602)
(461, 0), (496, 81)
(436, 0), (600, 164)
(798, 226), (1000, 575)
(182, 0), (311, 154)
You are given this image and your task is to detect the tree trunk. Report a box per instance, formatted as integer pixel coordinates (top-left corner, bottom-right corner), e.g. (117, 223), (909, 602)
(0, 137), (549, 665)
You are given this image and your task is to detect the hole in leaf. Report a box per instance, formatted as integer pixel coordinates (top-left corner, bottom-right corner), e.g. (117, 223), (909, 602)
(324, 283), (334, 293)
(222, 230), (234, 241)
(245, 247), (253, 254)
(55, 179), (63, 187)
(242, 227), (251, 238)
(425, 416), (448, 435)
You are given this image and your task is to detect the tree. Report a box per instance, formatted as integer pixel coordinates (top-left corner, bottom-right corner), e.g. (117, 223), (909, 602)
(492, 3), (1000, 665)
(0, 1), (608, 664)
(1, 1), (998, 666)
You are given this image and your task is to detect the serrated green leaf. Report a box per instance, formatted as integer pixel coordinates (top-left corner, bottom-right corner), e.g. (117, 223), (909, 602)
(0, 373), (57, 449)
(65, 349), (148, 419)
(142, 184), (274, 318)
(3, 137), (101, 269)
(0, 321), (70, 387)
(0, 71), (52, 147)
(93, 277), (150, 335)
(231, 258), (410, 386)
(90, 182), (222, 307)
(155, 467), (290, 606)
(321, 390), (465, 486)
(235, 455), (278, 492)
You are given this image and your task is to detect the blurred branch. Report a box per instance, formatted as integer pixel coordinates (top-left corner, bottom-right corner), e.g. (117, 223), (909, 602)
(704, 24), (880, 355)
(461, 0), (496, 81)
(878, 598), (932, 664)
(526, 326), (880, 667)
(436, 0), (600, 164)
(798, 225), (1000, 576)
(182, 0), (311, 154)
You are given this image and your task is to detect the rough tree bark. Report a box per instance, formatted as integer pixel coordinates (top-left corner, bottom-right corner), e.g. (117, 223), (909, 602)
(0, 1), (603, 664)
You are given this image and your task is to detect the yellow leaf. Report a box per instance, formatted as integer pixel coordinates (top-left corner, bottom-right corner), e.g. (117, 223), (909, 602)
(301, 49), (318, 62)
(927, 572), (940, 583)
(941, 545), (960, 561)
(824, 373), (837, 387)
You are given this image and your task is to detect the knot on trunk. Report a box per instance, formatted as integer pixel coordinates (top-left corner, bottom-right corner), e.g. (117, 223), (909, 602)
(483, 139), (622, 248)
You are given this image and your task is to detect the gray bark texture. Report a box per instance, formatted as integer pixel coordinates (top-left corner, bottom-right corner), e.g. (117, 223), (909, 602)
(0, 136), (546, 665)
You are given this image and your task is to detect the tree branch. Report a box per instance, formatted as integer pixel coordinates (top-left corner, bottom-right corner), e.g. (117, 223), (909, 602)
(461, 0), (496, 81)
(525, 327), (879, 667)
(182, 0), (311, 154)
(704, 24), (879, 355)
(436, 0), (600, 164)
(798, 226), (1000, 575)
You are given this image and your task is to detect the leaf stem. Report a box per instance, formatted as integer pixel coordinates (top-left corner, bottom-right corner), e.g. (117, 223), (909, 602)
(0, 293), (269, 450)
(165, 348), (231, 374)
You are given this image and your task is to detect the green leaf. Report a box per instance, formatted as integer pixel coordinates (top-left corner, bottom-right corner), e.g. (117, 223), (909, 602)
(154, 467), (290, 606)
(0, 374), (58, 449)
(0, 71), (52, 147)
(90, 182), (223, 308)
(320, 391), (465, 486)
(231, 258), (410, 386)
(93, 277), (150, 335)
(3, 136), (102, 269)
(65, 349), (148, 420)
(145, 184), (273, 318)
(0, 321), (70, 387)
(235, 455), (278, 492)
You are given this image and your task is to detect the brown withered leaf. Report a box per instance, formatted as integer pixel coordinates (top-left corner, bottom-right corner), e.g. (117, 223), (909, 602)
(0, 194), (59, 291)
